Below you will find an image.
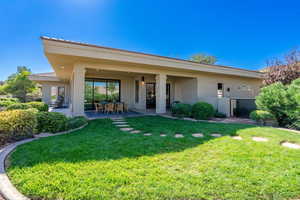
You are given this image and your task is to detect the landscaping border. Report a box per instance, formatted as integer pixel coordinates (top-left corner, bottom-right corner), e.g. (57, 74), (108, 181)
(0, 123), (88, 200)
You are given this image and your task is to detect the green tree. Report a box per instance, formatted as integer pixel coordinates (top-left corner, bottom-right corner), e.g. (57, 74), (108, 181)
(3, 66), (36, 102)
(190, 53), (217, 64)
(0, 81), (7, 95)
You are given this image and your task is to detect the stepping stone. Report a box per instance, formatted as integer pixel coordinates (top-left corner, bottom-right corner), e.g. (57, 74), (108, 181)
(144, 133), (152, 136)
(160, 134), (167, 137)
(192, 133), (204, 138)
(281, 142), (300, 149)
(175, 134), (184, 138)
(252, 137), (268, 142)
(116, 124), (129, 127)
(120, 128), (133, 132)
(113, 121), (127, 124)
(211, 133), (222, 137)
(112, 118), (124, 121)
(232, 136), (242, 140)
(130, 130), (141, 134)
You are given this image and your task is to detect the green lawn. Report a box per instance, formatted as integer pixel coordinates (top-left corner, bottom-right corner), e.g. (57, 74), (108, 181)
(7, 116), (300, 200)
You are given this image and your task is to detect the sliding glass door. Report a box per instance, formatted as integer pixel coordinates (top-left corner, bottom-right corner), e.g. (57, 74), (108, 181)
(84, 79), (120, 110)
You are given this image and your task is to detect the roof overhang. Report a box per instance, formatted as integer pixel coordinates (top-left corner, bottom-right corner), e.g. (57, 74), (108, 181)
(41, 36), (264, 80)
(29, 74), (60, 82)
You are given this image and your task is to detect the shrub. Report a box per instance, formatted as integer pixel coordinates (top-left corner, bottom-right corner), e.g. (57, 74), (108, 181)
(0, 109), (37, 145)
(6, 103), (33, 111)
(0, 97), (19, 103)
(36, 112), (68, 133)
(171, 103), (192, 118)
(249, 110), (275, 121)
(27, 102), (49, 112)
(67, 116), (88, 130)
(214, 112), (226, 118)
(255, 81), (300, 127)
(0, 100), (16, 108)
(0, 97), (20, 109)
(287, 78), (300, 121)
(191, 102), (215, 120)
(255, 82), (292, 126)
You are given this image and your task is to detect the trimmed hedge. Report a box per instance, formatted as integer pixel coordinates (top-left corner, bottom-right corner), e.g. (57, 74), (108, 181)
(250, 110), (276, 122)
(6, 103), (32, 110)
(171, 103), (192, 118)
(192, 102), (215, 120)
(36, 112), (68, 133)
(0, 100), (16, 108)
(67, 116), (88, 130)
(27, 102), (49, 112)
(0, 97), (19, 103)
(5, 102), (48, 112)
(0, 109), (37, 145)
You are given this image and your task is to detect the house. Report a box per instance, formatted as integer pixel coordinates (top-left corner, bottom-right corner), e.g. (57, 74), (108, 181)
(30, 36), (263, 117)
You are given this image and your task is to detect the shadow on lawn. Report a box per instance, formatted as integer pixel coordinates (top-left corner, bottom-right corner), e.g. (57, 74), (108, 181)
(8, 117), (256, 168)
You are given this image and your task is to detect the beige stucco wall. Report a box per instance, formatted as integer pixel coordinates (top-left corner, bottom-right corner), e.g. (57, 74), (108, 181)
(37, 68), (261, 117)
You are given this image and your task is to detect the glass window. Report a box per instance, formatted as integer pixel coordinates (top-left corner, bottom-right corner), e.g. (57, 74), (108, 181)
(84, 81), (94, 110)
(107, 81), (120, 102)
(135, 80), (139, 103)
(94, 81), (107, 102)
(217, 83), (224, 98)
(84, 79), (120, 110)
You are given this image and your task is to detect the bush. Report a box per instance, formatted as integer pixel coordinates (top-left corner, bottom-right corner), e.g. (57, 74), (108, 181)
(36, 112), (68, 133)
(6, 103), (32, 111)
(191, 102), (215, 120)
(171, 103), (192, 118)
(255, 83), (290, 126)
(214, 112), (226, 118)
(255, 81), (299, 127)
(287, 78), (300, 122)
(0, 98), (20, 109)
(0, 97), (19, 103)
(0, 100), (16, 108)
(0, 109), (37, 145)
(250, 110), (275, 121)
(67, 116), (88, 130)
(27, 102), (49, 112)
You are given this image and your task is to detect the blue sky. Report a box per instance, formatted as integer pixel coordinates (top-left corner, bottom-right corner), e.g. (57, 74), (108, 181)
(0, 0), (300, 80)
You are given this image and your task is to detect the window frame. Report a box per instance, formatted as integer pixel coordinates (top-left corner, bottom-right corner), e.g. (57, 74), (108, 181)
(84, 78), (121, 110)
(135, 80), (139, 103)
(217, 83), (224, 98)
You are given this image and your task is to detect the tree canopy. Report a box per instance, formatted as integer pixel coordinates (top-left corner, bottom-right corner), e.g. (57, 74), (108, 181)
(2, 66), (37, 102)
(263, 49), (300, 86)
(190, 53), (217, 65)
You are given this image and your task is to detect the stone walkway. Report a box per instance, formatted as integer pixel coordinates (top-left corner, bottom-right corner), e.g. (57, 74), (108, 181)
(111, 118), (300, 150)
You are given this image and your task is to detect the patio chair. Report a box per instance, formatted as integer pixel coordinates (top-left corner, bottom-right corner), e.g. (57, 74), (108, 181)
(123, 103), (129, 112)
(105, 103), (115, 114)
(115, 103), (124, 113)
(95, 103), (104, 112)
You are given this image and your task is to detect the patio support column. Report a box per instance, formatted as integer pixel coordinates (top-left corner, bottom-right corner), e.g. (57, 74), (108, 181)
(72, 64), (86, 116)
(155, 73), (167, 114)
(196, 77), (201, 101)
(41, 84), (51, 105)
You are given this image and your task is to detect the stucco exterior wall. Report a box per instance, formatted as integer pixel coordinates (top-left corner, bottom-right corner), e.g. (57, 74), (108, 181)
(37, 70), (261, 117)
